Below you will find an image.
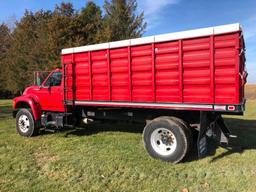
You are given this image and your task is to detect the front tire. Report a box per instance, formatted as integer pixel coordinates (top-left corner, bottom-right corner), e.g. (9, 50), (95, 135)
(16, 108), (38, 137)
(143, 117), (191, 163)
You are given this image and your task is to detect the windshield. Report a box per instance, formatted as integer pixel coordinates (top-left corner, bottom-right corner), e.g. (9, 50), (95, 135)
(44, 71), (62, 87)
(34, 71), (50, 86)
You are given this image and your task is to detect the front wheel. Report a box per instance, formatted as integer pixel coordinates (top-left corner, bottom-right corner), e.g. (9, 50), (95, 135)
(16, 108), (38, 137)
(143, 117), (191, 163)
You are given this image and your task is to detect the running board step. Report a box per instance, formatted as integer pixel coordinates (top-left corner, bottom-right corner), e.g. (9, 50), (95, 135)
(44, 128), (57, 133)
(229, 134), (237, 138)
(64, 124), (74, 128)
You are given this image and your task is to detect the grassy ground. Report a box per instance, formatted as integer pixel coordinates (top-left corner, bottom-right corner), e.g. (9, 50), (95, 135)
(0, 99), (256, 192)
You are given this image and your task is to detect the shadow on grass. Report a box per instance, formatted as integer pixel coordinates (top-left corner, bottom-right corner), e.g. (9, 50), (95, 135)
(65, 118), (256, 162)
(64, 121), (145, 137)
(0, 105), (13, 119)
(186, 118), (256, 162)
(1, 99), (255, 162)
(209, 118), (256, 162)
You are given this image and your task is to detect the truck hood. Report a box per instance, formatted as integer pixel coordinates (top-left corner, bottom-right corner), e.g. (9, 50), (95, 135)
(22, 86), (40, 96)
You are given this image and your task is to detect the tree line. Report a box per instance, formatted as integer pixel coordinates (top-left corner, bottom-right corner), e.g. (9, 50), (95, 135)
(0, 0), (146, 98)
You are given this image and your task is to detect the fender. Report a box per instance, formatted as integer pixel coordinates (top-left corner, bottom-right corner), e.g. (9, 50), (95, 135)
(13, 95), (42, 121)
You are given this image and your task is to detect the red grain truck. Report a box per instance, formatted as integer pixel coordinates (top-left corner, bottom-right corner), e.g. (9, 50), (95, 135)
(13, 23), (247, 163)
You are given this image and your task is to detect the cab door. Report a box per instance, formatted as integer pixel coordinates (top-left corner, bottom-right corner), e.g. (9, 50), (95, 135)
(39, 71), (64, 112)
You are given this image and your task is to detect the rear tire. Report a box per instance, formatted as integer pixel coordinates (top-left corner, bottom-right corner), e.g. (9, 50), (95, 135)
(155, 116), (193, 157)
(143, 117), (191, 163)
(16, 108), (38, 137)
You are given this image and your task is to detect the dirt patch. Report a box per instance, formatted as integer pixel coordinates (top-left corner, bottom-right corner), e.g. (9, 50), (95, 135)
(245, 84), (256, 100)
(34, 150), (58, 168)
(33, 148), (63, 179)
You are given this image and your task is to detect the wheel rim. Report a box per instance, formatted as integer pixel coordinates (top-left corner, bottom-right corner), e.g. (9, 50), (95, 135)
(150, 128), (177, 156)
(18, 115), (30, 133)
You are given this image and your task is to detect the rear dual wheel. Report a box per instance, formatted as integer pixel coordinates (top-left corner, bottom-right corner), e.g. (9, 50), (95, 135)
(143, 117), (192, 163)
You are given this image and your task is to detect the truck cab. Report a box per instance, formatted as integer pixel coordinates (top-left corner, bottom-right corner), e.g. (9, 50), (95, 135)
(13, 68), (65, 136)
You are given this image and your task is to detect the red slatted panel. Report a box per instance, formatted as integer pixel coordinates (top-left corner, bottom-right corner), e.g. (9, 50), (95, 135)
(155, 41), (181, 102)
(63, 31), (242, 106)
(110, 47), (130, 101)
(91, 50), (109, 101)
(74, 53), (90, 100)
(214, 33), (238, 104)
(183, 37), (212, 103)
(131, 44), (153, 102)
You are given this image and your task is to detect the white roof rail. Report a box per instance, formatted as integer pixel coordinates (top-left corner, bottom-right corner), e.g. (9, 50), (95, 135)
(62, 23), (241, 55)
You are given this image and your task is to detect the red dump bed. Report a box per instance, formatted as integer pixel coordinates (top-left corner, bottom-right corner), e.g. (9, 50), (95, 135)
(61, 23), (246, 112)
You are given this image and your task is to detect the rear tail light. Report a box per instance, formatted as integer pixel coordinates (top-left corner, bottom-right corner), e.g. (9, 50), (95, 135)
(227, 105), (235, 111)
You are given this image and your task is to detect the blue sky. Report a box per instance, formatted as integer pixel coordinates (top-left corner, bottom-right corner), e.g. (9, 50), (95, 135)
(1, 0), (255, 83)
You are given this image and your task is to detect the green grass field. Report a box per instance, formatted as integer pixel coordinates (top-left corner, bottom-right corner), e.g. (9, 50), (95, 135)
(0, 99), (256, 192)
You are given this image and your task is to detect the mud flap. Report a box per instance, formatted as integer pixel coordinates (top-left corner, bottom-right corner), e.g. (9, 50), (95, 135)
(197, 111), (209, 158)
(197, 112), (232, 158)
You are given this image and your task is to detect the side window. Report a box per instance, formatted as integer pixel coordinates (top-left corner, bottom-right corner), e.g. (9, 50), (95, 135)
(44, 72), (62, 87)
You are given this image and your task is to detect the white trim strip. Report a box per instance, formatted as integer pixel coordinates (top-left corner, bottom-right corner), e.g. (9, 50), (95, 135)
(74, 100), (213, 110)
(62, 48), (74, 55)
(62, 23), (241, 54)
(213, 105), (226, 111)
(109, 39), (130, 49)
(130, 36), (155, 46)
(155, 27), (213, 43)
(213, 23), (241, 34)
